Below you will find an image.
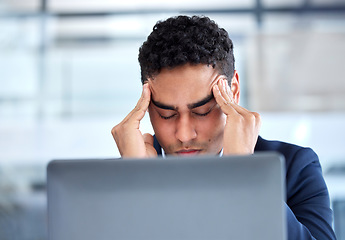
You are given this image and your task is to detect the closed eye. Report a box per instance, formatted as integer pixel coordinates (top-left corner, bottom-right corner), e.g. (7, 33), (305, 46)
(193, 110), (211, 117)
(159, 114), (177, 120)
(192, 102), (216, 117)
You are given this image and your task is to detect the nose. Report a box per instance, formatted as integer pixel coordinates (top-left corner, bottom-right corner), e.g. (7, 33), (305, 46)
(175, 115), (197, 143)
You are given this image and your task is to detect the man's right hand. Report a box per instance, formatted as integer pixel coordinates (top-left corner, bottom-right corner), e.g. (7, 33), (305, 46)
(111, 83), (157, 158)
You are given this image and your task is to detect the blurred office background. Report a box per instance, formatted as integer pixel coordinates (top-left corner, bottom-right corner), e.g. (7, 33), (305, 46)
(0, 0), (345, 239)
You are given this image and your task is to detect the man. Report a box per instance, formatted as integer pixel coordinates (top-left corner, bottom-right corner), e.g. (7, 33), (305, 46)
(112, 15), (336, 239)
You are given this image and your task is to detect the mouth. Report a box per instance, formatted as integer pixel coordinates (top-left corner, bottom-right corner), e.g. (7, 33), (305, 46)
(175, 149), (202, 156)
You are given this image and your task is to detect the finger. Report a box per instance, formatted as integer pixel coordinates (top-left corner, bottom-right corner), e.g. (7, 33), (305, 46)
(143, 133), (158, 157)
(225, 79), (234, 100)
(143, 133), (154, 146)
(135, 83), (151, 110)
(252, 111), (262, 129)
(218, 78), (233, 104)
(213, 84), (237, 115)
(217, 79), (257, 116)
(213, 78), (260, 123)
(213, 76), (232, 101)
(123, 83), (151, 124)
(226, 96), (255, 117)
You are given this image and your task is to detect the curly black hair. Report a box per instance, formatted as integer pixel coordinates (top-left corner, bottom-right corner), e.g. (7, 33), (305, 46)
(138, 15), (235, 84)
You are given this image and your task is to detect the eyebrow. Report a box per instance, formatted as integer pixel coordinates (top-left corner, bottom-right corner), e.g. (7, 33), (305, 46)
(151, 93), (214, 111)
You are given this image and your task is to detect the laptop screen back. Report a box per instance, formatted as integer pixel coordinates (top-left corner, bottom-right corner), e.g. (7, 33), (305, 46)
(47, 152), (286, 240)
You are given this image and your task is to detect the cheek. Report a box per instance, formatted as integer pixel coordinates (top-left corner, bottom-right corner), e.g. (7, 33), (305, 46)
(197, 109), (226, 138)
(203, 108), (225, 126)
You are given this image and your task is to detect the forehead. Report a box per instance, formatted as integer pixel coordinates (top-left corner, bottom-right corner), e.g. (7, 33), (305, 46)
(149, 64), (218, 106)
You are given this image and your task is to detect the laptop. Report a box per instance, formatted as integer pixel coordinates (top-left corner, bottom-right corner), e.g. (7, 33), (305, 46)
(47, 152), (286, 240)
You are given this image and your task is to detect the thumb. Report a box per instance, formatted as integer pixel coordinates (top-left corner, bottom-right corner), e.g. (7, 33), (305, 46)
(121, 83), (151, 126)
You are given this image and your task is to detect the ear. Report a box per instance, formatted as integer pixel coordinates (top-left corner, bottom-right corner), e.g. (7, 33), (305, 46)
(230, 70), (240, 104)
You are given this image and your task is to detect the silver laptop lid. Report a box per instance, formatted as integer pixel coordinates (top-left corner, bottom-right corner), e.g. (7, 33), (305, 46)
(47, 152), (286, 240)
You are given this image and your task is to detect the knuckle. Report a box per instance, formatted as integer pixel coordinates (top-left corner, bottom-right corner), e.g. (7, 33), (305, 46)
(220, 101), (230, 108)
(111, 125), (120, 136)
(238, 113), (255, 125)
(136, 107), (146, 116)
(134, 104), (141, 112)
(111, 122), (128, 138)
(251, 112), (261, 122)
(233, 114), (244, 123)
(135, 101), (148, 114)
(255, 112), (261, 120)
(219, 102), (226, 108)
(248, 114), (256, 122)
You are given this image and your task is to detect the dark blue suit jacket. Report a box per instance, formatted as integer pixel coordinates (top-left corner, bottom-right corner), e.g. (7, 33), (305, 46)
(153, 136), (336, 240)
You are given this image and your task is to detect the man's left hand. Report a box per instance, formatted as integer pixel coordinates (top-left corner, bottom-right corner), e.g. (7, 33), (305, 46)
(212, 77), (261, 155)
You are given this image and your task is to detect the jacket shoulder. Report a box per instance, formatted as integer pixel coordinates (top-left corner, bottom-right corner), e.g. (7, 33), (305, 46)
(255, 136), (318, 170)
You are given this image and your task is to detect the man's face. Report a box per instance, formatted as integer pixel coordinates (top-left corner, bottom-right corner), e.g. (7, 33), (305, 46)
(148, 64), (227, 156)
